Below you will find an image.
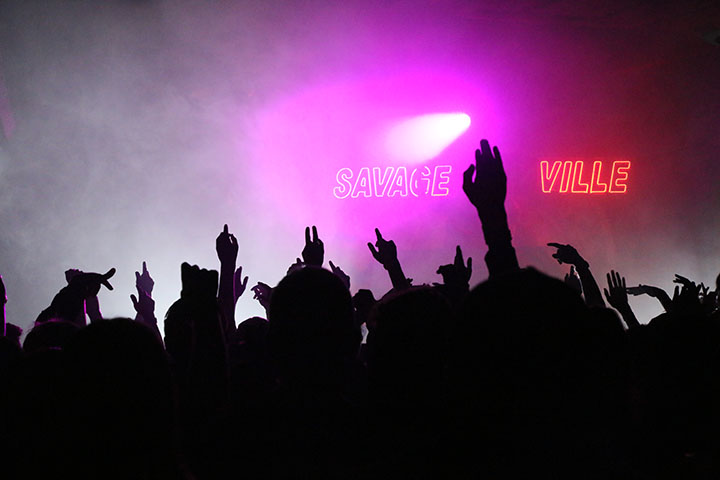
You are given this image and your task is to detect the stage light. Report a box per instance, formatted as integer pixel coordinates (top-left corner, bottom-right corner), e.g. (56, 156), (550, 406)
(384, 112), (471, 163)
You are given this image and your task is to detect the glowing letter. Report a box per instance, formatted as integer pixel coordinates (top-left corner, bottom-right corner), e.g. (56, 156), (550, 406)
(334, 168), (353, 199)
(609, 161), (630, 193)
(387, 166), (409, 197)
(372, 166), (394, 197)
(590, 161), (608, 193)
(410, 166), (432, 197)
(431, 165), (452, 196)
(351, 167), (373, 198)
(540, 160), (562, 193)
(559, 161), (573, 193)
(571, 161), (589, 193)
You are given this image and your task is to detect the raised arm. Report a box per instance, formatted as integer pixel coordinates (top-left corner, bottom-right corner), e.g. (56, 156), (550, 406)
(46, 269), (115, 326)
(1, 275), (6, 336)
(626, 284), (673, 312)
(462, 139), (519, 277)
(65, 269), (104, 322)
(302, 225), (324, 267)
(435, 245), (472, 304)
(131, 261), (161, 342)
(368, 228), (411, 291)
(546, 243), (605, 308)
(604, 270), (639, 329)
(216, 224), (239, 337)
(233, 266), (249, 306)
(251, 281), (272, 317)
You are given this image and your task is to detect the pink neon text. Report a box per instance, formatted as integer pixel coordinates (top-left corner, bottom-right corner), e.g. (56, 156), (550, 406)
(334, 165), (452, 199)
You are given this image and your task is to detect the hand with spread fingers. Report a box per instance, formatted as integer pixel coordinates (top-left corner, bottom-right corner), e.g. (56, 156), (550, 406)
(462, 139), (507, 215)
(462, 139), (519, 277)
(604, 270), (639, 329)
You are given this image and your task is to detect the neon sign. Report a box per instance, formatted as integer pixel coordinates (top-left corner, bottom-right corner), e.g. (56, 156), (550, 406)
(540, 160), (631, 194)
(333, 165), (452, 199)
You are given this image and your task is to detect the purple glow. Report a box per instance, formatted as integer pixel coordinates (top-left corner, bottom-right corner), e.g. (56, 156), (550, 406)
(384, 113), (471, 163)
(243, 70), (493, 241)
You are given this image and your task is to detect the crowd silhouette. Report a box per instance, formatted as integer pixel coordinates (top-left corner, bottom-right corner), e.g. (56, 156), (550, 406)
(1, 139), (719, 479)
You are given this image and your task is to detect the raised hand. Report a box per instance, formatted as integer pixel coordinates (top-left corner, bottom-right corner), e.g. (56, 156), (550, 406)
(64, 268), (82, 284)
(546, 243), (588, 269)
(547, 242), (604, 308)
(302, 226), (324, 266)
(47, 268), (115, 326)
(132, 262), (157, 330)
(233, 266), (249, 304)
(670, 281), (702, 315)
(564, 266), (582, 294)
(368, 228), (410, 291)
(216, 224), (239, 265)
(367, 228), (399, 270)
(673, 274), (698, 292)
(436, 245), (472, 288)
(181, 262), (218, 301)
(135, 261), (154, 296)
(70, 269), (116, 298)
(329, 261), (351, 291)
(462, 139), (519, 277)
(604, 270), (628, 310)
(462, 139), (507, 214)
(131, 286), (161, 343)
(65, 269), (103, 320)
(0, 275), (6, 336)
(131, 287), (156, 326)
(287, 257), (305, 276)
(627, 284), (666, 298)
(604, 270), (639, 328)
(251, 282), (272, 313)
(0, 274), (6, 305)
(216, 224), (239, 336)
(627, 284), (673, 312)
